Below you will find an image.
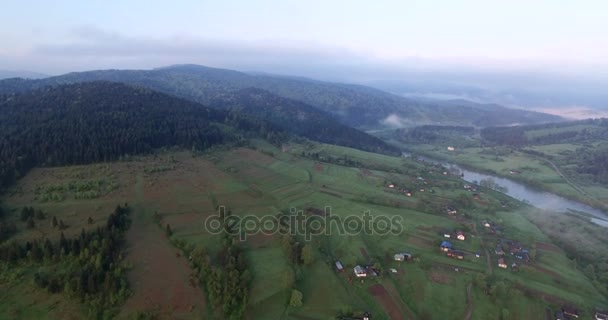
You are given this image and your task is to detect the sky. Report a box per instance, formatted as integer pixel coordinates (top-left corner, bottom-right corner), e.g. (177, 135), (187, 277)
(1, 0), (608, 112)
(1, 0), (607, 74)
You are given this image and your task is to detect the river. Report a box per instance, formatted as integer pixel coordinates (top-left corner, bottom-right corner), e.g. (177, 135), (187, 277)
(403, 153), (608, 227)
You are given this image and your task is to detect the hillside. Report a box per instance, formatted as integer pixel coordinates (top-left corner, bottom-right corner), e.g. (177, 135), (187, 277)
(1, 143), (606, 319)
(0, 81), (286, 190)
(0, 64), (562, 128)
(209, 88), (398, 154)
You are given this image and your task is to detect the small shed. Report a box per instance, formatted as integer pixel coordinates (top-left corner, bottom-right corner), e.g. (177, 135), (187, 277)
(394, 253), (412, 261)
(335, 261), (344, 272)
(456, 231), (465, 241)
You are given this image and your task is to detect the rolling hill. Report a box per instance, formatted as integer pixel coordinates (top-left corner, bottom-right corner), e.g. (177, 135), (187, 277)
(0, 82), (400, 190)
(0, 81), (285, 189)
(208, 88), (398, 154)
(0, 64), (562, 128)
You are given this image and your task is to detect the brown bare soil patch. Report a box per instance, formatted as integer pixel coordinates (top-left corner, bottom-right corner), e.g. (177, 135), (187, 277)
(383, 281), (415, 319)
(306, 207), (327, 216)
(163, 212), (205, 232)
(121, 216), (206, 319)
(367, 284), (406, 320)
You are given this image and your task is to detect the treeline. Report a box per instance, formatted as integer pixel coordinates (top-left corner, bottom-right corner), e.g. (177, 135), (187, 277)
(395, 125), (476, 145)
(0, 82), (288, 191)
(170, 208), (250, 320)
(481, 118), (608, 147)
(0, 204), (131, 317)
(568, 146), (608, 184)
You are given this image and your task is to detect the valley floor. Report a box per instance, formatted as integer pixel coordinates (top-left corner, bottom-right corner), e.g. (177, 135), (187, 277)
(1, 141), (606, 319)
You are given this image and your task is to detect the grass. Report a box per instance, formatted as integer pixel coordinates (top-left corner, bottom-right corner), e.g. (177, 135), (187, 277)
(1, 143), (607, 319)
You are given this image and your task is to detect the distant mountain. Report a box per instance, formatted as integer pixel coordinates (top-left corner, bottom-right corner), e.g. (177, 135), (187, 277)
(209, 88), (398, 154)
(0, 82), (286, 189)
(0, 64), (562, 128)
(0, 70), (48, 80)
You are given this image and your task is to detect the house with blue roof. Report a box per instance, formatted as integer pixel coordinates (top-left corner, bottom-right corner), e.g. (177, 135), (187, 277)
(440, 241), (453, 252)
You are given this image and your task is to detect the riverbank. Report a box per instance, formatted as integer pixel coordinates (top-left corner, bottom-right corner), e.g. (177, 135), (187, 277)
(403, 147), (608, 216)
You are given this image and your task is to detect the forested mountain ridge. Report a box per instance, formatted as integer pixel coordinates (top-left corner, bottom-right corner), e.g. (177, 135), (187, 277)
(209, 88), (399, 154)
(0, 64), (562, 128)
(0, 82), (287, 189)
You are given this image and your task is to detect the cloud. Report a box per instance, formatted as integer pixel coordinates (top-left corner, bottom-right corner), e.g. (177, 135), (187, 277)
(381, 114), (410, 127)
(24, 26), (367, 73)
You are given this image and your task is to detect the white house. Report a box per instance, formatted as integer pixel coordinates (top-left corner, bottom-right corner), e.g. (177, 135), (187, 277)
(353, 265), (367, 277)
(456, 231), (466, 241)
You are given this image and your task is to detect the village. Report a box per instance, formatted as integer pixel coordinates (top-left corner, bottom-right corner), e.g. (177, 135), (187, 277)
(329, 176), (597, 320)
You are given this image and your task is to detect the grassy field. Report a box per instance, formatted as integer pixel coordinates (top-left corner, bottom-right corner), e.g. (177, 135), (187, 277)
(1, 141), (606, 319)
(401, 142), (608, 210)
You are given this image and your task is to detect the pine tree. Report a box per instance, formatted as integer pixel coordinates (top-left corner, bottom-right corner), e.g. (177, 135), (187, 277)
(165, 224), (173, 237)
(26, 216), (36, 229)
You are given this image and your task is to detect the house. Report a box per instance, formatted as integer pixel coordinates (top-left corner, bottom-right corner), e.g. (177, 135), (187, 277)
(447, 146), (455, 151)
(464, 184), (471, 190)
(511, 262), (519, 271)
(419, 188), (425, 192)
(440, 241), (453, 252)
(475, 252), (481, 258)
(353, 265), (367, 278)
(388, 184), (395, 188)
(498, 258), (507, 269)
(561, 306), (579, 318)
(394, 253), (412, 261)
(447, 250), (464, 260)
(456, 231), (466, 241)
(335, 261), (344, 272)
(443, 233), (451, 238)
(482, 220), (491, 228)
(495, 246), (505, 255)
(514, 250), (530, 261)
(446, 207), (458, 215)
(509, 242), (523, 254)
(405, 190), (412, 197)
(363, 312), (371, 320)
(595, 310), (608, 320)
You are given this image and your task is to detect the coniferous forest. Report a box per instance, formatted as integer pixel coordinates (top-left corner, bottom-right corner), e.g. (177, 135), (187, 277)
(0, 82), (287, 190)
